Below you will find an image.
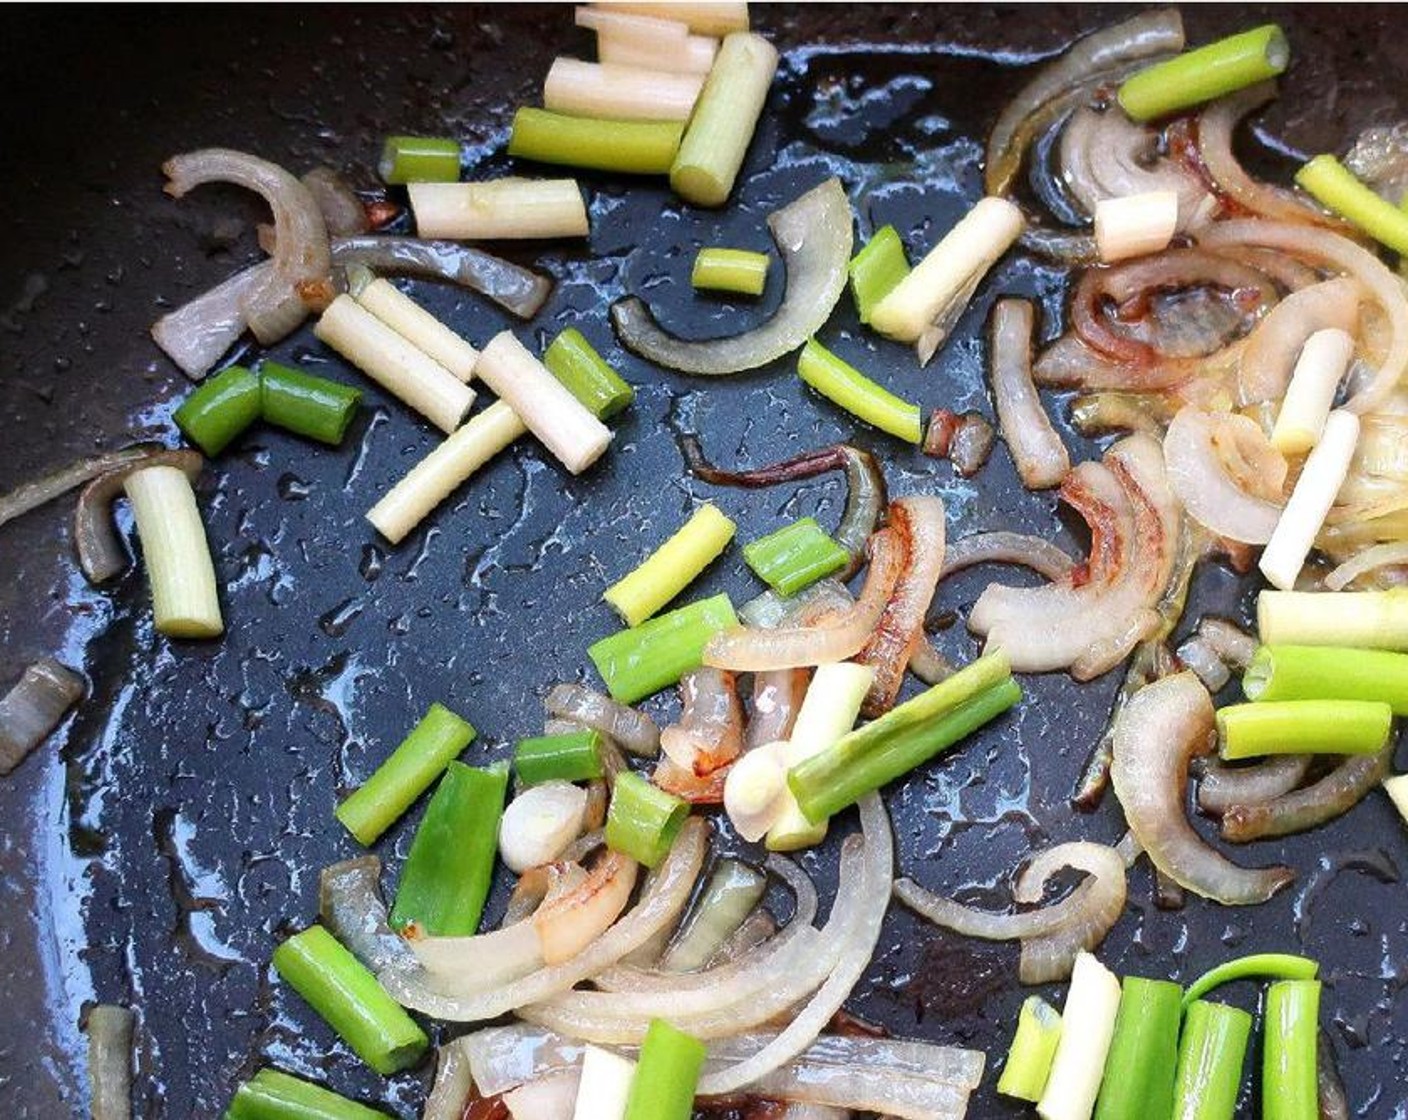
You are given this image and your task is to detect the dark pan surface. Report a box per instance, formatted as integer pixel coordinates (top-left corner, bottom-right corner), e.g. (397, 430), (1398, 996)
(1, 5), (1406, 1117)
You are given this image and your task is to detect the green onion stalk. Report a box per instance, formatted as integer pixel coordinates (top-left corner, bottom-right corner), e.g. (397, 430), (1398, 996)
(849, 225), (911, 324)
(691, 248), (770, 296)
(1263, 980), (1321, 1120)
(796, 338), (923, 443)
(1172, 1001), (1252, 1120)
(543, 328), (635, 420)
(1296, 155), (1408, 257)
(1118, 24), (1289, 122)
(379, 135), (461, 184)
(514, 728), (606, 786)
(258, 362), (362, 445)
(742, 516), (849, 596)
(1215, 699), (1392, 760)
(623, 1018), (708, 1120)
(225, 1068), (390, 1119)
(1244, 644), (1408, 715)
(1093, 977), (1183, 1120)
(603, 505), (737, 628)
(1181, 953), (1319, 1008)
(606, 771), (689, 868)
(509, 108), (684, 175)
(173, 365), (262, 456)
(588, 593), (738, 703)
(996, 995), (1062, 1102)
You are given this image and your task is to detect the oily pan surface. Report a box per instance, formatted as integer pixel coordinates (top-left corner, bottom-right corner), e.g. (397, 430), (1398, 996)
(0, 5), (1405, 1117)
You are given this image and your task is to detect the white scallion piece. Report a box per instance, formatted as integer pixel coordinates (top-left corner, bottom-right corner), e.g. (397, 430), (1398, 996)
(314, 295), (475, 434)
(1035, 951), (1122, 1120)
(722, 740), (790, 842)
(1259, 408), (1361, 590)
(765, 662), (874, 851)
(544, 58), (704, 122)
(499, 781), (589, 874)
(408, 179), (589, 240)
(1258, 589), (1408, 649)
(577, 7), (718, 74)
(870, 196), (1026, 348)
(475, 332), (613, 475)
(589, 1), (750, 36)
(571, 1044), (637, 1120)
(367, 401), (529, 544)
(1384, 773), (1408, 826)
(124, 465), (223, 639)
(1094, 190), (1179, 263)
(356, 278), (479, 383)
(670, 31), (779, 207)
(1271, 328), (1356, 455)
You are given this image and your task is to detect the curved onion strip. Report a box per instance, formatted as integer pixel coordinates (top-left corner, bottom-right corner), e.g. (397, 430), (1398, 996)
(1164, 407), (1285, 545)
(302, 168), (370, 237)
(1020, 224), (1101, 266)
(704, 529), (907, 671)
(1197, 755), (1313, 816)
(696, 792), (893, 1095)
(533, 849), (638, 964)
(1110, 672), (1293, 904)
(0, 443), (164, 528)
(660, 668), (743, 774)
(0, 658), (85, 776)
(151, 263), (268, 379)
(908, 639), (955, 684)
(747, 668), (809, 751)
(941, 531), (1077, 582)
(1059, 105), (1210, 227)
(611, 178), (852, 375)
(1198, 84), (1340, 227)
(990, 299), (1071, 490)
(985, 8), (1185, 196)
(318, 856), (417, 974)
(1220, 746), (1392, 842)
(1323, 541), (1408, 590)
(423, 1039), (476, 1120)
(1175, 634), (1231, 693)
(85, 1005), (135, 1120)
(721, 1060), (970, 1118)
(460, 1026), (585, 1099)
(504, 860), (588, 928)
(331, 236), (553, 319)
(405, 920), (546, 998)
(544, 683), (660, 757)
(164, 149), (332, 336)
(706, 1033), (985, 1091)
(1034, 331), (1239, 397)
(1197, 219), (1408, 414)
(855, 497), (947, 715)
(1196, 617), (1258, 669)
(503, 1069), (581, 1115)
(706, 906), (778, 968)
(380, 817), (707, 1020)
(75, 449), (204, 584)
(1236, 277), (1362, 405)
(683, 437), (887, 579)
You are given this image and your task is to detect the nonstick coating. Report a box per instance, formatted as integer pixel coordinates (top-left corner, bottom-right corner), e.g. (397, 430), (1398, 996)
(1, 5), (1405, 1117)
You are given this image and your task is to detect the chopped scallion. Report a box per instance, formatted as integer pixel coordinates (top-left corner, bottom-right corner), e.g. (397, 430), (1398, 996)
(1037, 952), (1123, 1120)
(796, 338), (923, 443)
(997, 995), (1062, 1102)
(543, 328), (635, 421)
(603, 504), (737, 627)
(514, 729), (606, 786)
(258, 362), (362, 446)
(379, 135), (461, 185)
(1216, 699), (1392, 760)
(1296, 154), (1408, 256)
(509, 108), (684, 175)
(407, 179), (590, 240)
(355, 279), (479, 383)
(588, 593), (738, 703)
(849, 225), (911, 325)
(622, 1018), (708, 1120)
(226, 1068), (389, 1119)
(173, 365), (262, 456)
(124, 465), (224, 639)
(1263, 980), (1321, 1120)
(691, 247), (770, 296)
(1181, 953), (1319, 1009)
(1092, 977), (1183, 1120)
(1117, 24), (1289, 122)
(742, 516), (848, 596)
(1257, 589), (1408, 651)
(1172, 1001), (1252, 1120)
(605, 770), (688, 868)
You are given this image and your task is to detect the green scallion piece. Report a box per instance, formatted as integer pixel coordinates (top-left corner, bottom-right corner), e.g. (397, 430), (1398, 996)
(996, 995), (1062, 1102)
(388, 761), (507, 936)
(508, 108), (684, 175)
(1264, 980), (1321, 1120)
(796, 338), (923, 444)
(173, 365), (262, 456)
(605, 771), (688, 868)
(1244, 645), (1408, 715)
(335, 703), (477, 846)
(1172, 1001), (1252, 1120)
(1181, 953), (1319, 1009)
(787, 651), (1020, 822)
(225, 1068), (389, 1120)
(1296, 155), (1408, 257)
(849, 225), (911, 325)
(603, 505), (737, 628)
(258, 362), (362, 446)
(514, 729), (606, 786)
(623, 1018), (708, 1120)
(543, 328), (635, 420)
(1093, 977), (1184, 1120)
(588, 593), (738, 704)
(1117, 24), (1290, 122)
(691, 248), (770, 296)
(379, 136), (461, 185)
(741, 517), (849, 596)
(271, 926), (428, 1075)
(1215, 699), (1392, 760)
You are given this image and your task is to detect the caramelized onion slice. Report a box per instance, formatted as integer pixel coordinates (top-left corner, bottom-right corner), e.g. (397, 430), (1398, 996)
(1236, 277), (1362, 405)
(989, 298), (1070, 490)
(611, 178), (851, 375)
(1197, 755), (1313, 816)
(0, 443), (164, 528)
(1110, 672), (1293, 904)
(318, 856), (417, 974)
(659, 667), (744, 775)
(533, 849), (638, 964)
(0, 659), (85, 776)
(1163, 407), (1285, 545)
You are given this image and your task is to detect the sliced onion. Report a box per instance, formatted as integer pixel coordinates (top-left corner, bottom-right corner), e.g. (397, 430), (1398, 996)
(424, 1038), (477, 1120)
(855, 497), (947, 715)
(738, 578), (853, 630)
(532, 850), (638, 964)
(1164, 407), (1285, 544)
(150, 262), (269, 379)
(895, 841), (1126, 984)
(164, 149), (333, 338)
(1175, 634), (1231, 692)
(0, 443), (164, 528)
(459, 1026), (584, 1099)
(653, 756), (730, 804)
(989, 299), (1070, 490)
(318, 856), (417, 974)
(380, 817), (707, 1021)
(1197, 755), (1313, 816)
(1236, 277), (1362, 405)
(302, 167), (370, 237)
(1220, 746), (1392, 842)
(1110, 672), (1293, 904)
(706, 1032), (984, 1091)
(704, 528), (906, 671)
(331, 236), (553, 319)
(941, 531), (1077, 582)
(1323, 541), (1408, 590)
(747, 668), (809, 750)
(683, 437), (887, 578)
(706, 906), (778, 968)
(1197, 219), (1408, 414)
(660, 668), (744, 775)
(985, 8), (1185, 196)
(502, 1069), (581, 1119)
(75, 449), (204, 584)
(544, 683), (660, 757)
(0, 658), (85, 776)
(611, 178), (852, 375)
(908, 639), (955, 684)
(1195, 617), (1258, 669)
(85, 1004), (135, 1120)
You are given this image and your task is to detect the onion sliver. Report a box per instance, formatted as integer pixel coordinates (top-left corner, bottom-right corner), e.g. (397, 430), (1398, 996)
(1323, 541), (1408, 590)
(1220, 746), (1392, 842)
(0, 443), (164, 529)
(989, 299), (1070, 491)
(544, 683), (660, 757)
(318, 856), (417, 974)
(1197, 755), (1313, 816)
(75, 449), (204, 584)
(151, 263), (268, 380)
(1110, 672), (1293, 904)
(611, 178), (851, 375)
(704, 528), (906, 671)
(941, 531), (1077, 582)
(1164, 407), (1285, 545)
(424, 1039), (477, 1120)
(0, 659), (85, 776)
(1236, 277), (1362, 406)
(660, 667), (744, 774)
(458, 1026), (585, 1099)
(380, 817), (707, 1020)
(532, 849), (637, 964)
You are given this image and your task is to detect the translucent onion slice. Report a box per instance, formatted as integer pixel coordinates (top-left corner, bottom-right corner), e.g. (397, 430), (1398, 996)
(1109, 672), (1293, 904)
(424, 1039), (477, 1120)
(318, 856), (417, 975)
(1236, 277), (1362, 406)
(0, 658), (85, 776)
(1219, 746), (1392, 842)
(941, 531), (1077, 582)
(611, 177), (852, 375)
(151, 263), (268, 380)
(544, 683), (661, 757)
(1164, 407), (1286, 545)
(1197, 755), (1313, 816)
(989, 298), (1071, 491)
(659, 667), (744, 774)
(458, 1025), (585, 1099)
(74, 449), (203, 584)
(533, 849), (638, 965)
(0, 443), (164, 528)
